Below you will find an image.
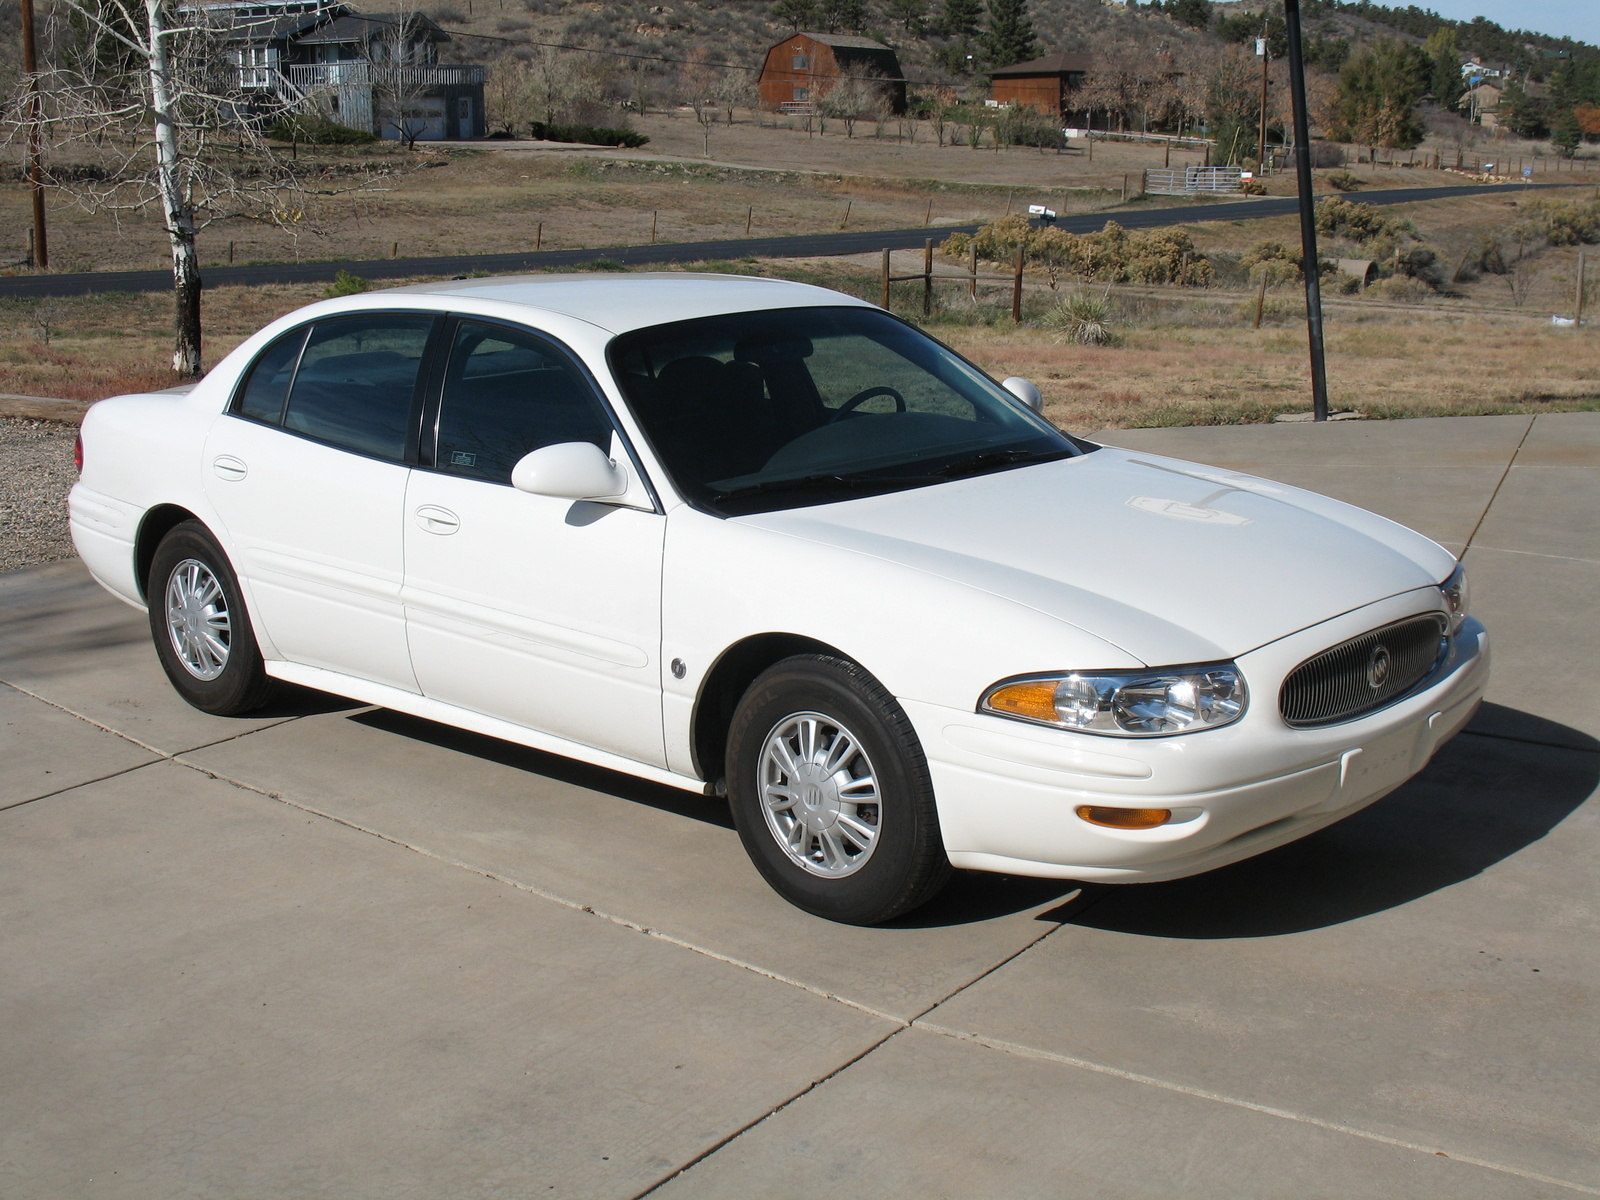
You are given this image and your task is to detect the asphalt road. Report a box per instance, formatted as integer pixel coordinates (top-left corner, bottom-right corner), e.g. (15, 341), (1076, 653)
(0, 182), (1563, 300)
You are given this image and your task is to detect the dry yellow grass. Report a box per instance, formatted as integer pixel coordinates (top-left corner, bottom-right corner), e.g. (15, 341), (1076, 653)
(943, 315), (1600, 430)
(3, 260), (1597, 433)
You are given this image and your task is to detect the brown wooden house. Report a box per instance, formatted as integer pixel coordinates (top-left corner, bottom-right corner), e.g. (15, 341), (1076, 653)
(989, 53), (1094, 118)
(758, 33), (907, 114)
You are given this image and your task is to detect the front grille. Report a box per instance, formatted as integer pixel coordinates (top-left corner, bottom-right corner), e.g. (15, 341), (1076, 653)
(1279, 614), (1448, 728)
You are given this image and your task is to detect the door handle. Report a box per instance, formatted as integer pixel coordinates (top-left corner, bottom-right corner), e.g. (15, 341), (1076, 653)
(212, 455), (247, 481)
(414, 505), (460, 535)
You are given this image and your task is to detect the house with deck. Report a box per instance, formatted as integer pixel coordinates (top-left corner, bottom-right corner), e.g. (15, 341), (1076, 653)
(206, 1), (487, 140)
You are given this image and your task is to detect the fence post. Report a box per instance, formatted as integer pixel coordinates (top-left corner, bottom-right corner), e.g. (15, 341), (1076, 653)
(1121, 173), (1128, 202)
(923, 237), (934, 316)
(1011, 245), (1024, 323)
(1164, 138), (1170, 168)
(1253, 269), (1269, 329)
(1578, 249), (1588, 327)
(924, 197), (933, 226)
(881, 247), (891, 310)
(228, 240), (235, 265)
(841, 199), (852, 230)
(391, 241), (399, 259)
(969, 242), (978, 299)
(535, 222), (542, 252)
(746, 206), (753, 235)
(651, 210), (658, 243)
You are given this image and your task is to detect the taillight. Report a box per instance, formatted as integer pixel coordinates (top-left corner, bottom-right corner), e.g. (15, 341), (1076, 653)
(74, 432), (83, 475)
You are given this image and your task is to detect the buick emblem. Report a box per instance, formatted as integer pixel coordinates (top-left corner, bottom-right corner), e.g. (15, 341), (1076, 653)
(1367, 644), (1392, 689)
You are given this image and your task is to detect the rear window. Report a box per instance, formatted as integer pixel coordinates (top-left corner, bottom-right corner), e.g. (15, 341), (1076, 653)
(281, 315), (435, 460)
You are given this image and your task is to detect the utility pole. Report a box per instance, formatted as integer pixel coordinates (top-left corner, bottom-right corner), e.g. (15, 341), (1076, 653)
(20, 0), (49, 269)
(1256, 34), (1271, 173)
(1284, 0), (1328, 421)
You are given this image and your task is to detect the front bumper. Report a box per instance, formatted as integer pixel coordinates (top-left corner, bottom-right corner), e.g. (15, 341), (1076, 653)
(912, 602), (1489, 884)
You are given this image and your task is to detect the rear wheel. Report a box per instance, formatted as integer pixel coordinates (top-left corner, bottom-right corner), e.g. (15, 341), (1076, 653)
(727, 655), (951, 924)
(147, 521), (275, 716)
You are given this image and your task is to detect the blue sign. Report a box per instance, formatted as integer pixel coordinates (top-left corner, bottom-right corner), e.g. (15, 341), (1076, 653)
(1523, 166), (1534, 178)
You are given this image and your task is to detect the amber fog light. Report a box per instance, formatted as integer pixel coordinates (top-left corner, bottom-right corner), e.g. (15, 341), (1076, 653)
(1075, 805), (1172, 830)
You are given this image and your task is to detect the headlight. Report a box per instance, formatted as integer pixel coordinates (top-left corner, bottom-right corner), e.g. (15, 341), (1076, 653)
(1440, 563), (1469, 635)
(981, 664), (1248, 737)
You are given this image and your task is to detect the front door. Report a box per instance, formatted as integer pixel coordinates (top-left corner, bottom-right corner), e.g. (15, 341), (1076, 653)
(401, 318), (667, 767)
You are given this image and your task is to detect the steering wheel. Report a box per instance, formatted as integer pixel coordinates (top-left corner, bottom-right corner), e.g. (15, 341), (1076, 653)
(829, 385), (907, 423)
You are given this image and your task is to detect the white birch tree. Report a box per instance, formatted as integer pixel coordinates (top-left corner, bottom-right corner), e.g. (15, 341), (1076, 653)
(3, 0), (358, 375)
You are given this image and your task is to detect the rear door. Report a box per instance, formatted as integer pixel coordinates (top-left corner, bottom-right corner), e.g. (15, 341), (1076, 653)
(203, 312), (438, 692)
(401, 318), (668, 767)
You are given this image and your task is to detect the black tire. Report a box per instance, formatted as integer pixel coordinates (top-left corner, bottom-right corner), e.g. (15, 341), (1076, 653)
(726, 654), (952, 924)
(146, 520), (276, 716)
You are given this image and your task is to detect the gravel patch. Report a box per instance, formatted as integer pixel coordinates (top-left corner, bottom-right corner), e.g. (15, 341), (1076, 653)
(0, 419), (79, 573)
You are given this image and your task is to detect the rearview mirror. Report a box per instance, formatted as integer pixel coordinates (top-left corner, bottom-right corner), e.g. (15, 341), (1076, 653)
(511, 442), (628, 500)
(1001, 377), (1043, 413)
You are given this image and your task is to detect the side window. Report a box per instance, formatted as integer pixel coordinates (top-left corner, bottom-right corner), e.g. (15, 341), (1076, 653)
(234, 326), (309, 425)
(282, 314), (434, 460)
(434, 321), (614, 484)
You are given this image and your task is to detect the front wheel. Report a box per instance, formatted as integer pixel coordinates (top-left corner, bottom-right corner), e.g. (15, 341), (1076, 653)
(726, 655), (951, 924)
(147, 520), (276, 716)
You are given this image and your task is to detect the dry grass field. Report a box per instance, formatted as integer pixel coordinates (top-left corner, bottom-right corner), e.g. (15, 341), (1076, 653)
(3, 119), (1597, 431)
(4, 254), (1596, 433)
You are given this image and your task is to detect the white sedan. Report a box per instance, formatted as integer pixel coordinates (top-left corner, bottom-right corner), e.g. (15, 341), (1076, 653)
(69, 274), (1488, 924)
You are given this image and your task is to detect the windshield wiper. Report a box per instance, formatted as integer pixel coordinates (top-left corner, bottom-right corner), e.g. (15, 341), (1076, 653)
(711, 472), (937, 504)
(932, 448), (1070, 479)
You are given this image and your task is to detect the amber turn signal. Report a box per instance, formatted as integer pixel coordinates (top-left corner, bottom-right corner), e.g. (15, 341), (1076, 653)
(1075, 805), (1172, 830)
(984, 679), (1059, 723)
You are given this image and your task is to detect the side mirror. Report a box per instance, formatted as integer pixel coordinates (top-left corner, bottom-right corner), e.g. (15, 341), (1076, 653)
(511, 442), (628, 500)
(1001, 376), (1043, 413)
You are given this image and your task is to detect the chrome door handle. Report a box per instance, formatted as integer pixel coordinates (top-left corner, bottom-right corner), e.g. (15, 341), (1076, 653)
(212, 455), (247, 481)
(414, 505), (460, 535)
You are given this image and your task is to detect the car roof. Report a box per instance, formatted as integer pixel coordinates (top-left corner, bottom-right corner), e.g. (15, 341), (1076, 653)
(377, 272), (874, 335)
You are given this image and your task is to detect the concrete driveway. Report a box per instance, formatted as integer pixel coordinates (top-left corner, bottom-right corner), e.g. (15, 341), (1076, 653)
(2, 413), (1596, 1199)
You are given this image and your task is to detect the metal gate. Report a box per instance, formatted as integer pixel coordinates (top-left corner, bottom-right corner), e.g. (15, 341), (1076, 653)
(1142, 167), (1245, 196)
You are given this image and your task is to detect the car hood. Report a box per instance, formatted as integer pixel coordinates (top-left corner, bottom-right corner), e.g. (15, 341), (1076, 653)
(737, 447), (1456, 667)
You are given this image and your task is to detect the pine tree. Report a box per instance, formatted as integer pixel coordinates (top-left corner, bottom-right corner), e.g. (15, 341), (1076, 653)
(982, 0), (1036, 69)
(1423, 28), (1461, 108)
(940, 0), (983, 39)
(887, 0), (928, 36)
(772, 0), (817, 32)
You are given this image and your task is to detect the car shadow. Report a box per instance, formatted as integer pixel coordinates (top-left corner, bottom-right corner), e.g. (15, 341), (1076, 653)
(348, 708), (739, 830)
(346, 707), (1090, 924)
(1046, 703), (1598, 938)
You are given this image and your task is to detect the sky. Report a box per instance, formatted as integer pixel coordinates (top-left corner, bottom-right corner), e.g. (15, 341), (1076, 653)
(1412, 1), (1600, 46)
(1208, 2), (1600, 47)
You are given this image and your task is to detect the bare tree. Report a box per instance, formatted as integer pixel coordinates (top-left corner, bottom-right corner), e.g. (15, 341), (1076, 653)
(370, 12), (437, 149)
(3, 0), (331, 375)
(820, 67), (879, 139)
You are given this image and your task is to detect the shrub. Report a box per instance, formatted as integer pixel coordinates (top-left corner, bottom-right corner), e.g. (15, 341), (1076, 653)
(267, 116), (378, 145)
(1045, 289), (1118, 346)
(528, 120), (649, 148)
(1325, 169), (1362, 191)
(1242, 240), (1303, 284)
(1332, 270), (1364, 295)
(1523, 198), (1600, 246)
(944, 216), (1213, 286)
(323, 270), (369, 298)
(1315, 196), (1407, 243)
(1367, 275), (1433, 301)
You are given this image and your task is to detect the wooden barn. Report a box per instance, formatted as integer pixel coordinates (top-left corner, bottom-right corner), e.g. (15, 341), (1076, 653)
(989, 53), (1095, 118)
(758, 33), (907, 114)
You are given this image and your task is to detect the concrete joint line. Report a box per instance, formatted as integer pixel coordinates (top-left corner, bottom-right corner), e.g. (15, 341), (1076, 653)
(910, 1023), (1600, 1197)
(1461, 728), (1600, 756)
(629, 1024), (911, 1199)
(1462, 415), (1536, 556)
(0, 678), (299, 761)
(0, 758), (160, 813)
(1467, 544), (1600, 567)
(167, 754), (908, 1024)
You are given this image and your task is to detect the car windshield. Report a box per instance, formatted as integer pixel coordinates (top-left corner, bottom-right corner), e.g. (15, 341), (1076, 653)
(608, 305), (1081, 515)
